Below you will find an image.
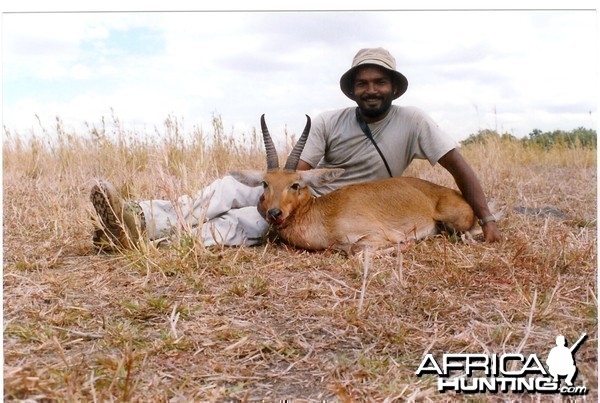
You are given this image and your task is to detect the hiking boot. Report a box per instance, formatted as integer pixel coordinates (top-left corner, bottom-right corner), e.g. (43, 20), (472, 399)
(90, 180), (145, 251)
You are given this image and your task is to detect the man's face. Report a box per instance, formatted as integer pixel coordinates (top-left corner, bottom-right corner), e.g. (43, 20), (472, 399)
(352, 65), (397, 120)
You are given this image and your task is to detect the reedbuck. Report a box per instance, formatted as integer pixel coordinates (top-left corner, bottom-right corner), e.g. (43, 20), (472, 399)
(231, 115), (499, 253)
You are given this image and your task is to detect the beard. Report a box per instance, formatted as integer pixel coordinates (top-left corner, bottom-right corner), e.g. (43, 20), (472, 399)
(357, 93), (394, 119)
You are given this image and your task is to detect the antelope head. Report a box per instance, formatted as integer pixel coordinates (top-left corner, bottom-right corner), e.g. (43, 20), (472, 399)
(230, 115), (343, 227)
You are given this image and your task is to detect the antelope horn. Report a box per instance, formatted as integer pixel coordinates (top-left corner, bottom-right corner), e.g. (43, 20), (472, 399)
(284, 115), (311, 171)
(261, 114), (279, 171)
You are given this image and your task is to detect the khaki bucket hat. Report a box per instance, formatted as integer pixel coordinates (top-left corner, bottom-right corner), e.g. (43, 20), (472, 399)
(340, 47), (409, 100)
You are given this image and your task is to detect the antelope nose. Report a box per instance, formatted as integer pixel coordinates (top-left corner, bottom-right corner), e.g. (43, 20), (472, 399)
(268, 208), (282, 220)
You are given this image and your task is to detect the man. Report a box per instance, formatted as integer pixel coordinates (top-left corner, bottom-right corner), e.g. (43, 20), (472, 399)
(546, 335), (579, 386)
(298, 48), (501, 242)
(91, 47), (501, 251)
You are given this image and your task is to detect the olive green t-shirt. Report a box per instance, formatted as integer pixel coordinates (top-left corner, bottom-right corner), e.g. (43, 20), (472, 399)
(300, 105), (457, 195)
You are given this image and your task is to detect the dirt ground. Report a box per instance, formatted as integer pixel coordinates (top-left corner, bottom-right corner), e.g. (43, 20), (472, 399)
(3, 132), (597, 401)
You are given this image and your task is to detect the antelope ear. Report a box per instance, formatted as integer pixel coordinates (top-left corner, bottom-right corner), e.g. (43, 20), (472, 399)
(298, 168), (345, 188)
(230, 170), (266, 187)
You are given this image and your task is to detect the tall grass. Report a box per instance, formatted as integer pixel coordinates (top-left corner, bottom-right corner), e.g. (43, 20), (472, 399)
(3, 114), (268, 201)
(3, 116), (597, 401)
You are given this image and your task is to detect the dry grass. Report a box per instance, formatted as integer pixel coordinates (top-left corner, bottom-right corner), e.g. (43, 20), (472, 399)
(3, 117), (597, 401)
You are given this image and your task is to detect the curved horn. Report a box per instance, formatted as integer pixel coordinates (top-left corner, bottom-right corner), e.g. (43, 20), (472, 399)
(261, 114), (279, 171)
(284, 115), (311, 171)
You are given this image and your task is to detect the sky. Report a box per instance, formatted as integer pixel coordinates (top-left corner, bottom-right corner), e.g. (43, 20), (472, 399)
(2, 3), (599, 144)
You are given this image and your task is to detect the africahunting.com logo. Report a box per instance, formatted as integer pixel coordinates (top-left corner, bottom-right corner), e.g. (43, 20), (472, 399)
(415, 333), (588, 395)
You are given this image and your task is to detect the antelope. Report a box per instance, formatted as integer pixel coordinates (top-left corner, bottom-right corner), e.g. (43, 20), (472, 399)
(231, 115), (501, 253)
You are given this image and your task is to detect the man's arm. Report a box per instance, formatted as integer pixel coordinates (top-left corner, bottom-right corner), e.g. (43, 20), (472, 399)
(296, 160), (313, 171)
(438, 148), (502, 242)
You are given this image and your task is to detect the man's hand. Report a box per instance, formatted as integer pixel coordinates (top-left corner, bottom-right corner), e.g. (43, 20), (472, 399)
(439, 149), (503, 243)
(482, 220), (502, 243)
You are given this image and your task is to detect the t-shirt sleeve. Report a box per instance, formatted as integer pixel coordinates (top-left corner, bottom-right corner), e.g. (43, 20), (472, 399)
(410, 107), (458, 166)
(300, 113), (328, 168)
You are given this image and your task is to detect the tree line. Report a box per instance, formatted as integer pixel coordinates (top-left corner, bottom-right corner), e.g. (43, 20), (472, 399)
(461, 127), (597, 149)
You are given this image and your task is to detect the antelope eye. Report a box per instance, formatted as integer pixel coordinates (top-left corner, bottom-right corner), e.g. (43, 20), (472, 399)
(290, 183), (300, 191)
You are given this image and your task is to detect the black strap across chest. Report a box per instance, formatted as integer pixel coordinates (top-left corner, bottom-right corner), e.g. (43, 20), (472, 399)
(355, 107), (393, 178)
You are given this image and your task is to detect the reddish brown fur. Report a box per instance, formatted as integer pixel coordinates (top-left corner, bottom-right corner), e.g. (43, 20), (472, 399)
(232, 169), (477, 253)
(230, 115), (487, 252)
